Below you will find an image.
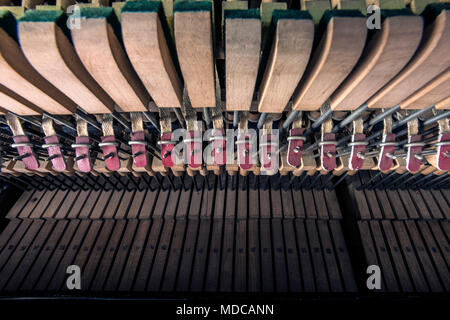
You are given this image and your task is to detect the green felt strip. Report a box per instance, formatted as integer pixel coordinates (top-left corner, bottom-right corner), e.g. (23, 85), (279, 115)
(422, 3), (450, 26)
(122, 0), (160, 13)
(78, 7), (124, 45)
(173, 1), (211, 13)
(19, 9), (72, 41)
(0, 10), (18, 41)
(224, 8), (260, 20)
(20, 9), (63, 22)
(380, 8), (414, 18)
(271, 9), (312, 21)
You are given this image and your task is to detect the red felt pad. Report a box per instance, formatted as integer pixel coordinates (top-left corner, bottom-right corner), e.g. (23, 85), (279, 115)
(161, 132), (175, 168)
(44, 135), (66, 172)
(349, 133), (366, 171)
(378, 133), (396, 171)
(130, 131), (147, 168)
(13, 135), (38, 170)
(186, 130), (202, 169)
(211, 129), (226, 166)
(437, 133), (450, 171)
(74, 136), (91, 173)
(101, 135), (119, 171)
(320, 133), (336, 171)
(237, 132), (253, 170)
(287, 128), (304, 168)
(260, 133), (277, 171)
(406, 134), (422, 173)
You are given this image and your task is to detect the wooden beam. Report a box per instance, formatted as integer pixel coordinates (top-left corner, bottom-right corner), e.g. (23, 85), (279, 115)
(225, 9), (261, 111)
(71, 7), (150, 112)
(435, 95), (450, 110)
(292, 11), (367, 111)
(400, 68), (450, 109)
(329, 13), (423, 110)
(257, 10), (314, 113)
(367, 4), (450, 108)
(0, 83), (41, 115)
(121, 1), (182, 108)
(0, 10), (76, 115)
(18, 10), (115, 114)
(174, 1), (216, 108)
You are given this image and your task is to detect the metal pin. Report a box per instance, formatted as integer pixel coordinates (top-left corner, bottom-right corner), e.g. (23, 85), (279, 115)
(386, 153), (396, 159)
(357, 171), (383, 190)
(385, 172), (410, 189)
(47, 154), (60, 161)
(433, 175), (450, 189)
(369, 171), (396, 189)
(75, 154), (87, 161)
(328, 172), (347, 190)
(103, 152), (115, 160)
(308, 173), (322, 190)
(14, 153), (31, 161)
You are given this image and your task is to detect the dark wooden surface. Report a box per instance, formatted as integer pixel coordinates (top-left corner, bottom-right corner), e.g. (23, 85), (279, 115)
(0, 178), (359, 294)
(1, 173), (448, 295)
(351, 173), (450, 293)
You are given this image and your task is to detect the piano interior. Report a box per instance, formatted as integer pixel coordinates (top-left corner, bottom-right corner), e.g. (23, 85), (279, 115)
(0, 0), (448, 309)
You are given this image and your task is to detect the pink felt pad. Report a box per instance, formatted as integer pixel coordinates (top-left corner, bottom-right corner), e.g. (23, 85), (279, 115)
(320, 133), (336, 171)
(378, 133), (396, 171)
(101, 135), (119, 171)
(186, 130), (202, 169)
(261, 133), (276, 171)
(437, 133), (450, 171)
(406, 134), (422, 173)
(130, 131), (147, 168)
(349, 133), (366, 171)
(287, 128), (304, 167)
(74, 136), (91, 173)
(12, 135), (38, 170)
(212, 129), (226, 166)
(160, 132), (175, 168)
(44, 135), (66, 172)
(237, 133), (252, 170)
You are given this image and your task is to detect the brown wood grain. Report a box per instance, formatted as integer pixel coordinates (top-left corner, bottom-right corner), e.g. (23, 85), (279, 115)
(225, 17), (261, 111)
(19, 20), (115, 114)
(367, 10), (450, 108)
(293, 16), (366, 111)
(174, 10), (216, 108)
(399, 68), (450, 109)
(330, 15), (423, 110)
(122, 11), (183, 109)
(71, 16), (150, 112)
(0, 24), (76, 114)
(258, 18), (314, 113)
